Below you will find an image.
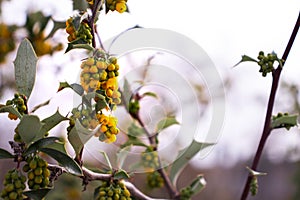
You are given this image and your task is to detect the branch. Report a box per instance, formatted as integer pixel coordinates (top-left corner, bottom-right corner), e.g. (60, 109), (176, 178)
(48, 164), (163, 200)
(240, 11), (300, 200)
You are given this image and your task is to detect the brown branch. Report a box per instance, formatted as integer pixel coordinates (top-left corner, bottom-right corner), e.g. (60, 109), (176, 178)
(240, 11), (300, 200)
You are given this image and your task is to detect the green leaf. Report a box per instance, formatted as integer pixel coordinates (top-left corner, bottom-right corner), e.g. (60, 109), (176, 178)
(122, 78), (132, 110)
(67, 119), (94, 156)
(0, 105), (22, 119)
(117, 145), (131, 169)
(170, 140), (214, 184)
(120, 136), (147, 149)
(114, 169), (130, 180)
(57, 82), (84, 96)
(23, 188), (52, 200)
(156, 116), (179, 132)
(271, 114), (298, 130)
(141, 92), (158, 99)
(23, 137), (61, 156)
(65, 42), (94, 53)
(99, 150), (112, 171)
(73, 0), (88, 11)
(40, 148), (82, 176)
(0, 148), (14, 159)
(246, 166), (267, 176)
(189, 175), (206, 195)
(40, 110), (68, 133)
(14, 38), (38, 99)
(233, 55), (258, 67)
(45, 19), (66, 40)
(16, 115), (42, 144)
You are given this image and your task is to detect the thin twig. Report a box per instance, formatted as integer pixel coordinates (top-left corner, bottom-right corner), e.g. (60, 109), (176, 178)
(240, 11), (300, 200)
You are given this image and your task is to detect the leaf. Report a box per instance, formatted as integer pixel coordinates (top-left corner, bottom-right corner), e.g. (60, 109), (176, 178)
(99, 150), (112, 171)
(73, 0), (88, 11)
(117, 145), (131, 169)
(65, 42), (94, 53)
(16, 115), (42, 144)
(120, 136), (147, 149)
(23, 137), (62, 156)
(170, 140), (214, 184)
(271, 114), (298, 130)
(14, 38), (38, 99)
(40, 148), (82, 176)
(156, 116), (179, 132)
(30, 99), (51, 113)
(189, 175), (206, 195)
(67, 119), (94, 156)
(23, 188), (52, 200)
(233, 55), (258, 67)
(0, 148), (14, 159)
(0, 105), (22, 119)
(141, 92), (158, 99)
(122, 78), (132, 110)
(45, 19), (66, 40)
(114, 169), (130, 180)
(40, 110), (68, 133)
(57, 82), (84, 96)
(246, 166), (267, 176)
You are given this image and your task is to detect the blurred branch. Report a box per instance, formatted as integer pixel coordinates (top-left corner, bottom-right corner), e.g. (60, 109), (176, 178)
(240, 11), (300, 200)
(48, 164), (163, 200)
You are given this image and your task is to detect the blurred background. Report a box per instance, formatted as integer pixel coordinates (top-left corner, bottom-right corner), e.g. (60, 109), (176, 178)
(0, 0), (300, 199)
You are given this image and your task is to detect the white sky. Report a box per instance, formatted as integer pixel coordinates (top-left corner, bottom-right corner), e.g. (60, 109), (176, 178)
(1, 0), (300, 167)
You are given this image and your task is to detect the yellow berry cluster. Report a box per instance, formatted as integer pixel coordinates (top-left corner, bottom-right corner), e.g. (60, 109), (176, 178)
(22, 156), (51, 190)
(106, 0), (128, 13)
(141, 147), (159, 172)
(66, 17), (93, 44)
(95, 113), (119, 143)
(1, 169), (26, 200)
(146, 171), (164, 188)
(70, 107), (99, 130)
(6, 93), (27, 120)
(0, 23), (15, 63)
(96, 180), (131, 200)
(80, 54), (121, 107)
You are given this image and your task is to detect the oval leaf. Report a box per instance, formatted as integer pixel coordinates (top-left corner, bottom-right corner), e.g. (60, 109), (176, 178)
(40, 148), (82, 176)
(156, 116), (179, 132)
(271, 114), (298, 130)
(16, 115), (42, 144)
(170, 140), (214, 185)
(14, 38), (38, 99)
(23, 137), (61, 156)
(67, 119), (94, 156)
(23, 188), (52, 200)
(0, 148), (14, 159)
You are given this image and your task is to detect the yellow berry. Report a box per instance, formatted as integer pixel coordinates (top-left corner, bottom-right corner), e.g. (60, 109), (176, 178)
(89, 65), (98, 73)
(116, 1), (127, 13)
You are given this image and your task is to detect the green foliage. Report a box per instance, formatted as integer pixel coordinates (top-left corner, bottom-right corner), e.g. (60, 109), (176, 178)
(271, 112), (298, 130)
(67, 119), (94, 156)
(170, 140), (214, 184)
(16, 115), (42, 144)
(23, 188), (52, 200)
(13, 39), (38, 99)
(156, 116), (179, 132)
(0, 148), (14, 159)
(40, 148), (82, 176)
(57, 82), (84, 96)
